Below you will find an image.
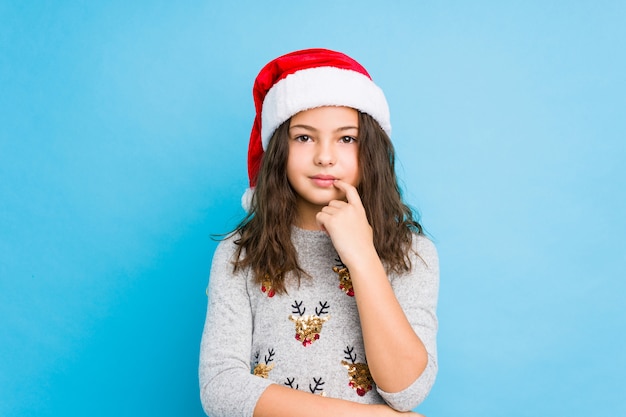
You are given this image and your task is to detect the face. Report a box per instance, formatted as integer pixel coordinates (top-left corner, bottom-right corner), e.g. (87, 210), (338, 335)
(286, 106), (360, 224)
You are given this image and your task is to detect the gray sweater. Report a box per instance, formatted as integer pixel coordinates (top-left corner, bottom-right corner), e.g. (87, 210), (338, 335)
(199, 227), (439, 417)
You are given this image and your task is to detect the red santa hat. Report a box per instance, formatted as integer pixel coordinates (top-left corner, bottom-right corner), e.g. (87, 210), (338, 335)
(243, 48), (391, 210)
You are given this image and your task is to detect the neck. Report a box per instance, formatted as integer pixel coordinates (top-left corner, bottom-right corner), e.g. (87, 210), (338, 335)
(294, 199), (324, 231)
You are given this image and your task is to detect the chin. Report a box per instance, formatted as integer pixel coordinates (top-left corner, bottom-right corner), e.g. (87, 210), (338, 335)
(299, 195), (339, 208)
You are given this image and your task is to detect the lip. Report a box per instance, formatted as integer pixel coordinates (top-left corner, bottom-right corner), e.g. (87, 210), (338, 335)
(310, 174), (337, 187)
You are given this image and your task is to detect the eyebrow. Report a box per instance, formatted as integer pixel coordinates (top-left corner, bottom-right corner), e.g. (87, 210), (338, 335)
(289, 124), (359, 133)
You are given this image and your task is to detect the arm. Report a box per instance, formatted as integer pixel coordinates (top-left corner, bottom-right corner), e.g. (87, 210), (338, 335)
(316, 181), (439, 409)
(199, 239), (274, 417)
(375, 234), (439, 408)
(348, 247), (428, 391)
(254, 384), (425, 417)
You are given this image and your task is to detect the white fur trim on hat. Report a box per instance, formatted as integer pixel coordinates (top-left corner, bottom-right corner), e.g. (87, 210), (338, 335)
(260, 66), (391, 149)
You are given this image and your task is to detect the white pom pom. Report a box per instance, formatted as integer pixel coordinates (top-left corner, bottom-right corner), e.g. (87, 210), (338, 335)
(241, 187), (255, 212)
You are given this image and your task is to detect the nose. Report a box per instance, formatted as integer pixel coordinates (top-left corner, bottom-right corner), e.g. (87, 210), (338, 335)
(315, 140), (335, 166)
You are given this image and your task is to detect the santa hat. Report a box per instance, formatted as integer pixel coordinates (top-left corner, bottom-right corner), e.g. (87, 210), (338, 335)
(243, 48), (391, 210)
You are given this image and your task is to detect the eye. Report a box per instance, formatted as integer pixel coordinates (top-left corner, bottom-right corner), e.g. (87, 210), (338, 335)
(294, 135), (312, 142)
(339, 136), (357, 144)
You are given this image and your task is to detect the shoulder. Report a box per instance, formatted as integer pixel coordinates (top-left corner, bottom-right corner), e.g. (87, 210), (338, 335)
(390, 233), (439, 306)
(211, 233), (243, 266)
(215, 233), (240, 254)
(412, 233), (438, 263)
(207, 233), (251, 291)
(405, 233), (439, 281)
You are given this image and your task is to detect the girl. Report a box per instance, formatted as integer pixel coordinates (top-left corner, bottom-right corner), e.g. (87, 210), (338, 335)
(199, 48), (439, 417)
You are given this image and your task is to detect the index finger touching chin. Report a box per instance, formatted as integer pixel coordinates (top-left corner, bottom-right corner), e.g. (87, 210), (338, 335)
(333, 180), (361, 205)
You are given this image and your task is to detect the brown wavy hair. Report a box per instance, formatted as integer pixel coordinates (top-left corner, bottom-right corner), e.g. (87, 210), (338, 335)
(230, 111), (422, 294)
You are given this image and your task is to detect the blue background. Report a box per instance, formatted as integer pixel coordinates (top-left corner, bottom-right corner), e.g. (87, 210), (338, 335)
(1, 1), (624, 416)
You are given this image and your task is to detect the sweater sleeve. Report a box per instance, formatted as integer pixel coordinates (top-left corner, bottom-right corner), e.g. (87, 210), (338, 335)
(376, 234), (440, 411)
(199, 238), (274, 417)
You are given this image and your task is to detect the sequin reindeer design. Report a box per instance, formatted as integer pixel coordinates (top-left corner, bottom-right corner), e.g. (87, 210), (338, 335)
(333, 258), (354, 297)
(341, 346), (374, 396)
(288, 301), (331, 347)
(252, 348), (275, 378)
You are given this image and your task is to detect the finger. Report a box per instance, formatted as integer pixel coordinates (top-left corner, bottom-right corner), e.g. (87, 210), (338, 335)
(332, 180), (361, 205)
(315, 211), (329, 233)
(326, 199), (348, 209)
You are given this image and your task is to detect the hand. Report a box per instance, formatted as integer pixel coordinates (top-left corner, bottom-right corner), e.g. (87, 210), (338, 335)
(315, 180), (375, 267)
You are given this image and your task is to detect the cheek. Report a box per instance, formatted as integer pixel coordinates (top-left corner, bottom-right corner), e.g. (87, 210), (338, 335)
(285, 147), (303, 181)
(347, 149), (361, 184)
(287, 143), (305, 163)
(285, 159), (295, 183)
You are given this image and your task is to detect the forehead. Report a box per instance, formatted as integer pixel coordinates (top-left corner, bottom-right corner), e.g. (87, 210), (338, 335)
(289, 106), (359, 128)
